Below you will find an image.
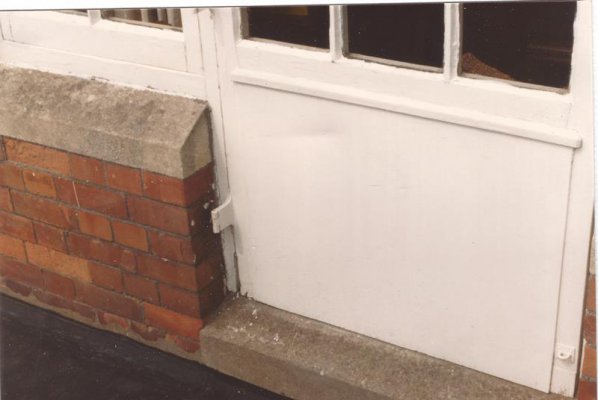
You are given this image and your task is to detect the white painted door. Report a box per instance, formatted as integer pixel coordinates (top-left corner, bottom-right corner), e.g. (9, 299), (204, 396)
(209, 3), (593, 395)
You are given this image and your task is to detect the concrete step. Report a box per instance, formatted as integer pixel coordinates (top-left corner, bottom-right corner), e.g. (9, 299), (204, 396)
(200, 296), (568, 400)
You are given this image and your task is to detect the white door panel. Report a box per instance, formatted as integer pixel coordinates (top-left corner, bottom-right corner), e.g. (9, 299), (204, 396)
(209, 3), (593, 394)
(227, 85), (571, 391)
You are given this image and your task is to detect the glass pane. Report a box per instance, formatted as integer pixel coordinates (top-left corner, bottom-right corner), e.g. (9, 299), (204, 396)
(347, 4), (444, 69)
(462, 2), (576, 89)
(245, 6), (330, 49)
(101, 9), (182, 30)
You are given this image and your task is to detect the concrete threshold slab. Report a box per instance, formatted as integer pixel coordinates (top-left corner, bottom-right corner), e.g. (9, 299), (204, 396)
(200, 296), (568, 400)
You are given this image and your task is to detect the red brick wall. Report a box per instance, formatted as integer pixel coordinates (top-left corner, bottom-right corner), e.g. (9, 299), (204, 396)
(578, 259), (597, 400)
(0, 136), (225, 356)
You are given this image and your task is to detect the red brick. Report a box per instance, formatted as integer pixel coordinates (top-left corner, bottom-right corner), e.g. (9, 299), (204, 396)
(577, 380), (597, 400)
(144, 303), (202, 338)
(137, 254), (197, 291)
(4, 139), (70, 175)
(184, 163), (214, 205)
(130, 321), (166, 342)
(159, 284), (200, 318)
(32, 290), (96, 321)
(582, 345), (597, 378)
(142, 164), (213, 207)
(22, 169), (56, 198)
(0, 187), (12, 211)
(69, 154), (105, 185)
(42, 270), (76, 300)
(0, 210), (35, 241)
(98, 311), (129, 330)
(0, 163), (24, 189)
(0, 233), (26, 262)
(33, 222), (67, 252)
(123, 273), (159, 303)
(55, 177), (78, 205)
(25, 242), (91, 282)
(89, 262), (124, 292)
(142, 172), (187, 206)
(0, 255), (43, 288)
(196, 253), (224, 291)
(587, 278), (596, 314)
(72, 302), (97, 321)
(0, 138), (5, 161)
(150, 230), (220, 266)
(584, 313), (597, 346)
(5, 279), (32, 297)
(197, 274), (225, 317)
(169, 335), (200, 353)
(127, 196), (191, 235)
(73, 183), (127, 218)
(67, 233), (136, 272)
(75, 281), (142, 321)
(148, 231), (195, 264)
(191, 231), (221, 263)
(12, 191), (75, 229)
(76, 210), (112, 241)
(187, 201), (213, 236)
(105, 163), (142, 195)
(112, 221), (148, 251)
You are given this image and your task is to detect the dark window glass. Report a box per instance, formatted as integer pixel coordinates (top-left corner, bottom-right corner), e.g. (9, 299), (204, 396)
(347, 4), (444, 69)
(245, 6), (329, 49)
(462, 2), (576, 89)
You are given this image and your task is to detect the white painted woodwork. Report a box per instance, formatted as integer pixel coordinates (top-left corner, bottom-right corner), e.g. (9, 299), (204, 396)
(0, 40), (207, 99)
(5, 11), (187, 71)
(210, 4), (594, 395)
(198, 9), (239, 292)
(181, 8), (203, 73)
(549, 1), (595, 395)
(0, 9), (207, 99)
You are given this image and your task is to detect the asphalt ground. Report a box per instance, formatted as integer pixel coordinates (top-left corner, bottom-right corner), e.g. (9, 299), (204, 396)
(0, 295), (289, 400)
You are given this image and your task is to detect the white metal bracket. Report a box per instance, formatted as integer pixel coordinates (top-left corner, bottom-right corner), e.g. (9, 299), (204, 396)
(211, 195), (233, 233)
(555, 344), (577, 364)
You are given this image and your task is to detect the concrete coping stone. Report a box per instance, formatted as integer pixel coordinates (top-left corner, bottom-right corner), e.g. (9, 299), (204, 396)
(0, 66), (211, 179)
(200, 296), (568, 400)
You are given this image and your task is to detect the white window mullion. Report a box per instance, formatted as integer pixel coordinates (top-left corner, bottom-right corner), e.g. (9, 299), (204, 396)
(87, 10), (102, 25)
(181, 8), (203, 73)
(443, 3), (461, 82)
(329, 5), (345, 62)
(0, 13), (13, 40)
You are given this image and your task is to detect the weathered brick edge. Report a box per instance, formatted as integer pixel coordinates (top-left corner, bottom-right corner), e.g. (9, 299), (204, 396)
(0, 136), (226, 358)
(578, 237), (596, 400)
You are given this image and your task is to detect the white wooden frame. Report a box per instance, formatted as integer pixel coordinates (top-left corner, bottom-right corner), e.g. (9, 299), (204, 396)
(231, 5), (581, 148)
(212, 3), (594, 395)
(0, 9), (207, 98)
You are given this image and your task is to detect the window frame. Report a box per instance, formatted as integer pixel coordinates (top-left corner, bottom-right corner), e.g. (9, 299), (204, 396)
(231, 4), (582, 148)
(0, 9), (206, 98)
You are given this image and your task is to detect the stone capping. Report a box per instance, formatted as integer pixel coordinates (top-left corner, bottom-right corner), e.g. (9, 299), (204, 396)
(0, 66), (211, 179)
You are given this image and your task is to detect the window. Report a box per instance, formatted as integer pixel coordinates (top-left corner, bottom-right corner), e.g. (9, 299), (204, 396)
(0, 9), (206, 97)
(244, 6), (329, 49)
(61, 9), (183, 30)
(243, 2), (577, 90)
(346, 4), (444, 70)
(461, 2), (576, 89)
(101, 9), (183, 30)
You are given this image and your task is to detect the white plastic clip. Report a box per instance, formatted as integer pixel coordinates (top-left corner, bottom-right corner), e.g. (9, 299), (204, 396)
(555, 344), (576, 364)
(211, 195), (233, 233)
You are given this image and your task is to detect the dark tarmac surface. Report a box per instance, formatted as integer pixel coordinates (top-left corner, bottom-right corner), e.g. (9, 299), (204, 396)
(0, 295), (289, 400)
